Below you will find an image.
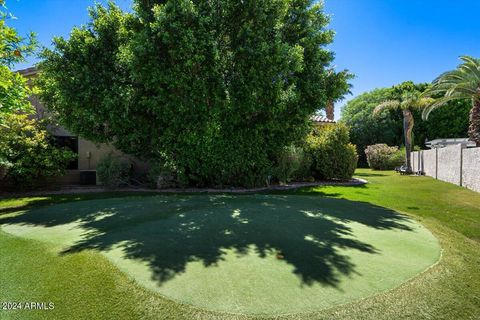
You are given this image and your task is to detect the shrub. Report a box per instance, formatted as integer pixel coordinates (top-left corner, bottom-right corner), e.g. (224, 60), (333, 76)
(292, 149), (314, 182)
(96, 154), (130, 189)
(0, 114), (76, 190)
(0, 158), (12, 180)
(306, 124), (358, 180)
(273, 145), (304, 184)
(364, 144), (405, 170)
(390, 147), (406, 168)
(147, 162), (187, 189)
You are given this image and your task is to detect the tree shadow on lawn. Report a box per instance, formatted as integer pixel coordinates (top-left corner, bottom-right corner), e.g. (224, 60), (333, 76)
(0, 195), (413, 288)
(0, 192), (159, 216)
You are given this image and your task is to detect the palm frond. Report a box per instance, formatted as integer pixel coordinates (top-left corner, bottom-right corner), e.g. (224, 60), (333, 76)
(422, 95), (469, 120)
(458, 64), (480, 83)
(424, 56), (480, 103)
(373, 100), (401, 116)
(460, 55), (480, 67)
(432, 70), (463, 85)
(445, 83), (477, 97)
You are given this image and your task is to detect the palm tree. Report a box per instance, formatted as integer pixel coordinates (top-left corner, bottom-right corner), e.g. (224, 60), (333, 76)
(373, 92), (433, 173)
(324, 69), (354, 120)
(422, 56), (480, 147)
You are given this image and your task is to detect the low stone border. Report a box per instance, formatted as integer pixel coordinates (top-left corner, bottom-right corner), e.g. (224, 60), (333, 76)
(0, 178), (367, 197)
(156, 178), (368, 193)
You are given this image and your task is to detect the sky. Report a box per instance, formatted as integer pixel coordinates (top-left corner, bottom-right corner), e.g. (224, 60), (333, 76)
(7, 0), (480, 120)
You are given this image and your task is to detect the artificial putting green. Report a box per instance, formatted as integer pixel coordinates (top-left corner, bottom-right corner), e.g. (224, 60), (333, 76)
(0, 194), (440, 315)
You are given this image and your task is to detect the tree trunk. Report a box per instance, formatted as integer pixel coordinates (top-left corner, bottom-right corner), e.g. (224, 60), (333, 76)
(469, 98), (480, 147)
(403, 109), (414, 174)
(326, 100), (334, 121)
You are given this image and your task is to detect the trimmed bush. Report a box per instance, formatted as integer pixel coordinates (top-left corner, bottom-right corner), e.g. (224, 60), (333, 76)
(306, 124), (358, 180)
(365, 144), (405, 170)
(96, 154), (130, 189)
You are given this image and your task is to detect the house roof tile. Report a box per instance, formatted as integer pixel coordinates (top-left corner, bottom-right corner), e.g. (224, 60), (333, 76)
(311, 115), (336, 123)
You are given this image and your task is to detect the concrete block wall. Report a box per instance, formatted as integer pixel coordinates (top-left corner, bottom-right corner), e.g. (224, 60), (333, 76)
(462, 147), (480, 192)
(437, 145), (462, 185)
(411, 152), (418, 173)
(423, 149), (437, 178)
(412, 145), (480, 193)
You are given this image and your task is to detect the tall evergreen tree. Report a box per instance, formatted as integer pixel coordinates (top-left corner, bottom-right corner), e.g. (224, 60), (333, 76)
(39, 0), (350, 187)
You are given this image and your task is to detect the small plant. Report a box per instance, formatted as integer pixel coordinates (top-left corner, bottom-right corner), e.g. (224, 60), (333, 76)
(96, 154), (130, 189)
(365, 144), (405, 170)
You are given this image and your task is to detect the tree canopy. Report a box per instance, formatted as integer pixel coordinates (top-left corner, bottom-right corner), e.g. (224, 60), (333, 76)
(340, 88), (403, 165)
(0, 1), (74, 189)
(0, 0), (37, 118)
(341, 82), (470, 166)
(39, 0), (350, 187)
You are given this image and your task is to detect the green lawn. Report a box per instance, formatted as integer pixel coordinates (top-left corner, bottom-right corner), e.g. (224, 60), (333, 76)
(0, 169), (479, 319)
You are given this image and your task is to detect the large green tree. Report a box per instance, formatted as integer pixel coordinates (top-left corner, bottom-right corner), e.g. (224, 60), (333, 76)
(39, 0), (348, 187)
(0, 0), (36, 118)
(0, 1), (74, 188)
